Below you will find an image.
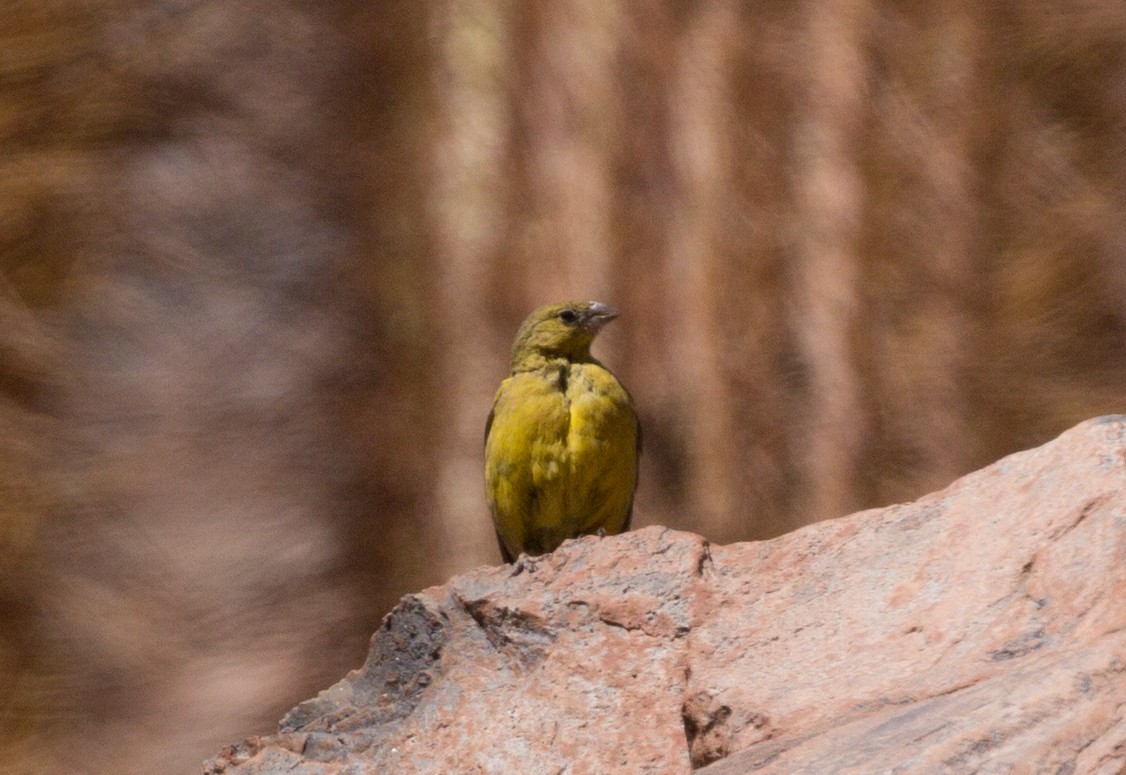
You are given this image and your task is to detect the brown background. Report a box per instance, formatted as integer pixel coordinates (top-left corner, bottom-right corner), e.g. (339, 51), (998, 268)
(2, 1), (1124, 773)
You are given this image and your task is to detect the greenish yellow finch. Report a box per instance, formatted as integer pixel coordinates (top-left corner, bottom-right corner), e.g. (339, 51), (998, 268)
(485, 301), (640, 562)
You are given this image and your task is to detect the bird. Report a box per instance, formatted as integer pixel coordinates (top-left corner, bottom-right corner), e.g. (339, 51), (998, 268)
(484, 300), (640, 563)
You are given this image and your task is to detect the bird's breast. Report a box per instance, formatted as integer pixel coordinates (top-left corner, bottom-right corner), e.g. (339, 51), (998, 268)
(487, 364), (634, 478)
(485, 360), (638, 553)
(565, 363), (634, 452)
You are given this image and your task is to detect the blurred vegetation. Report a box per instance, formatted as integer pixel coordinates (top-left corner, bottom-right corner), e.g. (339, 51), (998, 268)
(1, 1), (1123, 773)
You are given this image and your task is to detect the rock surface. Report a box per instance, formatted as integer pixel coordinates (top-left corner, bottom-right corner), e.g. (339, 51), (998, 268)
(204, 417), (1126, 774)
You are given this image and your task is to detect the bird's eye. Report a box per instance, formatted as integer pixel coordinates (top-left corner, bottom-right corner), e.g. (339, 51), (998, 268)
(559, 309), (578, 324)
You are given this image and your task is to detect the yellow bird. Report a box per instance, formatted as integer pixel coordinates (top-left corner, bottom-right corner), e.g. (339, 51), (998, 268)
(485, 300), (640, 562)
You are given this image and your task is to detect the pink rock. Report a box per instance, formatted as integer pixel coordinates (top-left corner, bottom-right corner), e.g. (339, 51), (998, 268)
(205, 416), (1126, 774)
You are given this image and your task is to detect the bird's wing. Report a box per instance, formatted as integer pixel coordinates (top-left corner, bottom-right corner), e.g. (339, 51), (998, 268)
(484, 403), (496, 448)
(624, 412), (641, 532)
(495, 527), (516, 564)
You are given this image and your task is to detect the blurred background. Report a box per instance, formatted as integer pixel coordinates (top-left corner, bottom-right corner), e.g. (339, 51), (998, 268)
(1, 1), (1124, 772)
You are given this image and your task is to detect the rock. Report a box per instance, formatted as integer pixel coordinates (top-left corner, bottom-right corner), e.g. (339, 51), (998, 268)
(203, 416), (1126, 774)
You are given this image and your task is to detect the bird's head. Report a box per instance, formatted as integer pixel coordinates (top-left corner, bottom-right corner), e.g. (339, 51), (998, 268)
(509, 300), (620, 370)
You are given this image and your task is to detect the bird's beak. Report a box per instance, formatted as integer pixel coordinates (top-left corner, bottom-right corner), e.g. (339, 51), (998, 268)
(587, 301), (619, 330)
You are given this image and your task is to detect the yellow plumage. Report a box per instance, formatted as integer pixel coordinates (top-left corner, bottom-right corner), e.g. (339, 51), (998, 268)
(485, 301), (640, 562)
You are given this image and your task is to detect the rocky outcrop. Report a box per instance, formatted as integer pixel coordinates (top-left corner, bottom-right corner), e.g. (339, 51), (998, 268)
(204, 416), (1126, 774)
